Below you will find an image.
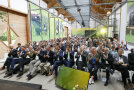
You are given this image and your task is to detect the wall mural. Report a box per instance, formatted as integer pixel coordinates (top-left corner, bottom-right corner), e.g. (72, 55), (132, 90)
(41, 9), (49, 40)
(49, 14), (55, 40)
(30, 3), (42, 41)
(126, 0), (134, 43)
(55, 18), (59, 39)
(30, 3), (67, 42)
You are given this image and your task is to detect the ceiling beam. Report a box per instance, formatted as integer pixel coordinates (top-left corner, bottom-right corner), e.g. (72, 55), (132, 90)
(43, 0), (50, 4)
(68, 17), (73, 21)
(47, 0), (57, 8)
(57, 8), (65, 15)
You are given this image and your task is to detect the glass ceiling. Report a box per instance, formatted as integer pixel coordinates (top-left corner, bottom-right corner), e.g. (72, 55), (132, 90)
(60, 0), (90, 27)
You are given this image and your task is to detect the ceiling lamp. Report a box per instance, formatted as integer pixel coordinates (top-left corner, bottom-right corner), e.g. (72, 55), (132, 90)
(77, 8), (81, 12)
(107, 11), (111, 16)
(82, 21), (85, 27)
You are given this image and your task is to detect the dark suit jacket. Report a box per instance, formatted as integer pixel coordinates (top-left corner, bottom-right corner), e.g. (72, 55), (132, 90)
(8, 49), (18, 58)
(114, 53), (128, 64)
(64, 51), (74, 61)
(20, 50), (26, 58)
(43, 50), (54, 64)
(101, 53), (114, 65)
(53, 50), (64, 61)
(128, 52), (134, 65)
(16, 47), (21, 53)
(38, 49), (45, 61)
(75, 51), (87, 67)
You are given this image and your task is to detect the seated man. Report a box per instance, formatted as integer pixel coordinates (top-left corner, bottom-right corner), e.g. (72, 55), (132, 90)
(4, 46), (22, 78)
(128, 48), (134, 84)
(114, 48), (134, 90)
(16, 43), (21, 53)
(121, 41), (128, 51)
(50, 45), (64, 78)
(39, 45), (54, 76)
(64, 45), (74, 67)
(27, 45), (45, 80)
(0, 45), (17, 73)
(101, 48), (114, 86)
(88, 47), (99, 85)
(75, 45), (87, 71)
(109, 45), (117, 58)
(16, 46), (34, 77)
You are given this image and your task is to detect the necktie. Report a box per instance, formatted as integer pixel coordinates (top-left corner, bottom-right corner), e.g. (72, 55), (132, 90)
(68, 52), (70, 61)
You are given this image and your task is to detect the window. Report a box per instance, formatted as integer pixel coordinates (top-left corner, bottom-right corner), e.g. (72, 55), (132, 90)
(10, 0), (28, 13)
(0, 0), (8, 7)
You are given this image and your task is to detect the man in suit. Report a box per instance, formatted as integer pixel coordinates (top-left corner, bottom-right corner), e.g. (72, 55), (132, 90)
(39, 45), (54, 76)
(4, 46), (24, 78)
(128, 48), (134, 84)
(16, 43), (21, 53)
(64, 45), (74, 67)
(16, 46), (34, 77)
(49, 45), (64, 78)
(114, 48), (134, 90)
(128, 48), (134, 71)
(0, 45), (17, 73)
(101, 48), (114, 86)
(88, 47), (99, 85)
(27, 45), (45, 80)
(75, 45), (88, 71)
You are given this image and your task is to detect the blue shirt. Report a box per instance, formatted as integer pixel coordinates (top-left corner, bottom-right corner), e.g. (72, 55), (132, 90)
(91, 56), (96, 64)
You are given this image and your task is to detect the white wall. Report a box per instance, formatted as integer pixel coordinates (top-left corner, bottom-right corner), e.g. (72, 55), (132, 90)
(120, 3), (127, 42)
(108, 3), (127, 43)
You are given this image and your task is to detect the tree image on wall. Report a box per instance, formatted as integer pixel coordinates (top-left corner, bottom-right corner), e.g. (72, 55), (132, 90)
(55, 20), (59, 35)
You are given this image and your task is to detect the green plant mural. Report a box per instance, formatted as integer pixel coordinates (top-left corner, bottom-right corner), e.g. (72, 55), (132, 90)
(0, 30), (8, 41)
(30, 3), (66, 42)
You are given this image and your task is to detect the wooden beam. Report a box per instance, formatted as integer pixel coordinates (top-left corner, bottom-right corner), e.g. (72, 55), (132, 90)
(8, 0), (10, 8)
(0, 40), (8, 48)
(0, 5), (27, 16)
(47, 0), (57, 8)
(68, 17), (73, 21)
(43, 0), (50, 4)
(57, 8), (65, 15)
(71, 19), (75, 24)
(7, 13), (11, 45)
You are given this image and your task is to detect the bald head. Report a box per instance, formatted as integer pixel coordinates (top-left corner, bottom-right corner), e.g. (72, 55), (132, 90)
(104, 48), (109, 54)
(46, 45), (50, 51)
(118, 48), (124, 55)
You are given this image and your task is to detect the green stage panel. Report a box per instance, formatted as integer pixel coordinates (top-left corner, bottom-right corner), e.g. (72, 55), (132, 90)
(56, 66), (90, 90)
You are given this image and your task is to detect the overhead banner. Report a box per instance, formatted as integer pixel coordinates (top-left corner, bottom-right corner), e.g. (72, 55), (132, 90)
(126, 0), (134, 43)
(72, 28), (97, 37)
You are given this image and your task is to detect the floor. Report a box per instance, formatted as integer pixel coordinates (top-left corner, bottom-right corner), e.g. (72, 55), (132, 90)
(0, 63), (133, 90)
(0, 43), (133, 90)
